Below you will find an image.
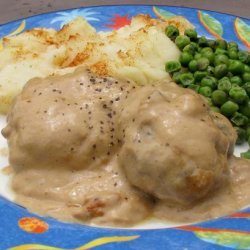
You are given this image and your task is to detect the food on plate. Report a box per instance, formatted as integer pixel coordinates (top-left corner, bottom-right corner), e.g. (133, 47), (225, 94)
(0, 15), (194, 114)
(1, 13), (250, 228)
(164, 26), (250, 151)
(2, 68), (250, 227)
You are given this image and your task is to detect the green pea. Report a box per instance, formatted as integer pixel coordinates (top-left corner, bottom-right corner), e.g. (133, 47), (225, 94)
(240, 101), (250, 118)
(216, 39), (227, 50)
(190, 42), (199, 51)
(175, 35), (190, 50)
(230, 76), (243, 86)
(165, 61), (181, 73)
(207, 66), (215, 76)
(172, 71), (182, 84)
(211, 90), (227, 106)
(184, 29), (198, 40)
(238, 51), (249, 63)
(215, 48), (227, 55)
(232, 83), (241, 88)
(228, 49), (238, 60)
(214, 54), (229, 66)
(179, 52), (193, 66)
(235, 127), (246, 145)
(194, 53), (202, 60)
(243, 82), (250, 95)
(165, 25), (180, 40)
(194, 71), (207, 82)
(228, 60), (245, 75)
(210, 106), (221, 113)
(218, 77), (232, 92)
(201, 76), (217, 89)
(207, 40), (217, 50)
(188, 60), (198, 72)
(227, 41), (238, 50)
(198, 36), (208, 47)
(199, 86), (212, 97)
(197, 57), (210, 71)
(241, 150), (250, 159)
(231, 112), (248, 126)
(188, 84), (200, 92)
(220, 100), (239, 117)
(202, 51), (215, 64)
(245, 65), (250, 73)
(214, 64), (228, 79)
(243, 73), (250, 83)
(229, 86), (248, 104)
(183, 44), (196, 55)
(179, 72), (195, 86)
(201, 47), (213, 54)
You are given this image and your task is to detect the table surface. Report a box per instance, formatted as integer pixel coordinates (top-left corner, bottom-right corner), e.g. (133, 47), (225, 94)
(0, 0), (249, 25)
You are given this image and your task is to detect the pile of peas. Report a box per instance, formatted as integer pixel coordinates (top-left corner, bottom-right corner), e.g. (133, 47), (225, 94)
(165, 25), (250, 158)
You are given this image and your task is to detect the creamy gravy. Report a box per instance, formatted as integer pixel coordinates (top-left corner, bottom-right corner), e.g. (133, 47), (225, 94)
(154, 157), (250, 223)
(2, 68), (250, 227)
(12, 157), (151, 227)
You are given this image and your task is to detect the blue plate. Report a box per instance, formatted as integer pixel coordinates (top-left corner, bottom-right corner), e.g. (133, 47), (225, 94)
(0, 5), (250, 250)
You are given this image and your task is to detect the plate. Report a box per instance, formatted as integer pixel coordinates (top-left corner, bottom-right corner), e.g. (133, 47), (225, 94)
(0, 5), (250, 250)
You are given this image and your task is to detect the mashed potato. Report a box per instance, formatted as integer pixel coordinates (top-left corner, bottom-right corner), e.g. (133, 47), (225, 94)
(0, 15), (193, 113)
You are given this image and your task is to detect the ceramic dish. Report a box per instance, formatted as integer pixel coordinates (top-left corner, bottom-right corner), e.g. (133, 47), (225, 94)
(0, 5), (250, 250)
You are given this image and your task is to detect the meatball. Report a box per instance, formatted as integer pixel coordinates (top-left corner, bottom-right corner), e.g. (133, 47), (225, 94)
(2, 68), (134, 171)
(118, 82), (235, 205)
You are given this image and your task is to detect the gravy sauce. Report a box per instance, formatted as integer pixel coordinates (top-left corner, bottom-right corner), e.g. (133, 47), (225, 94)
(2, 68), (250, 227)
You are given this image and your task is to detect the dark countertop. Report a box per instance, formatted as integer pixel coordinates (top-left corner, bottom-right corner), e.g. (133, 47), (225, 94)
(0, 0), (249, 25)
